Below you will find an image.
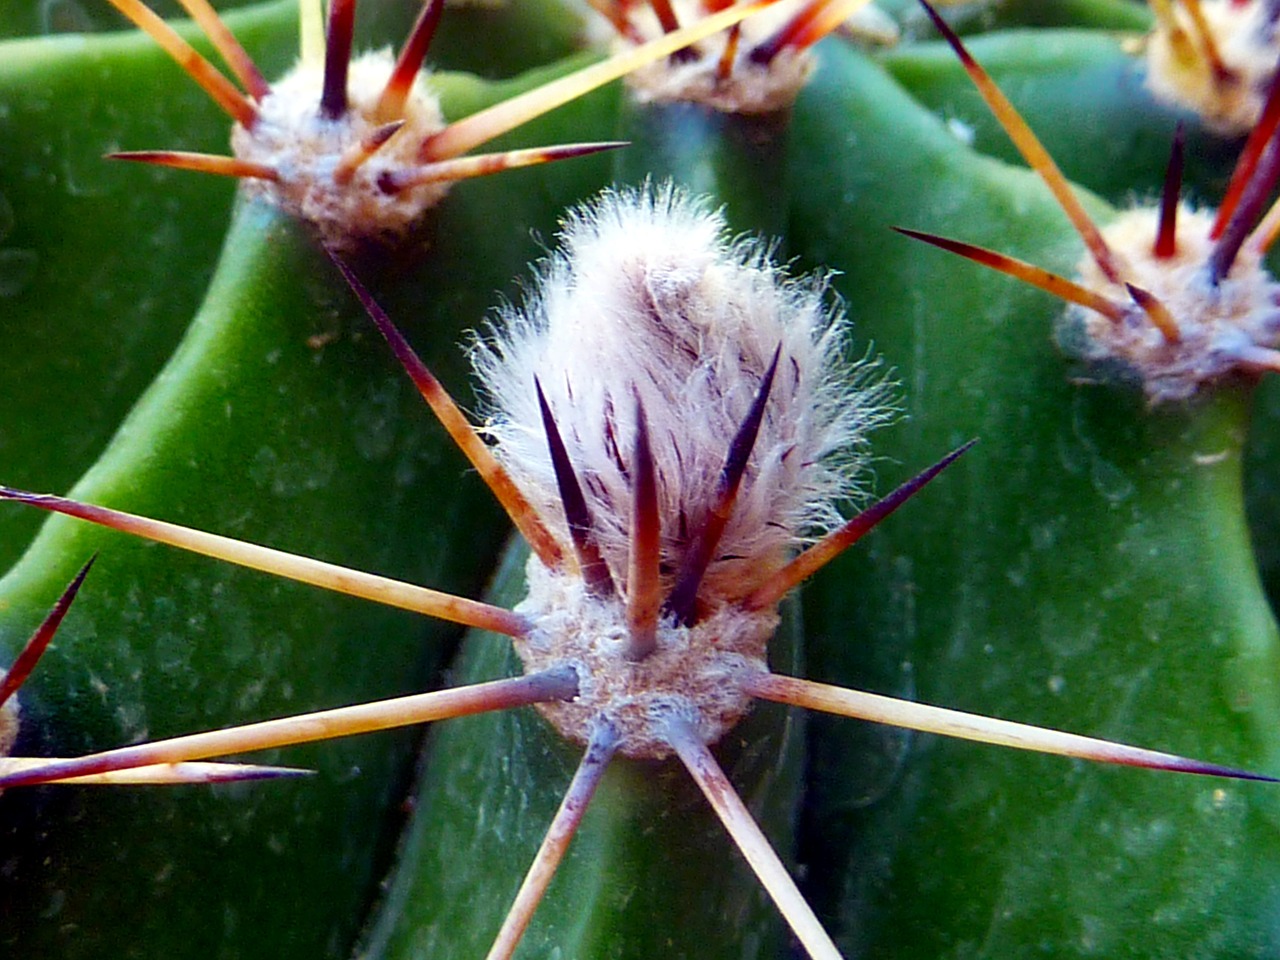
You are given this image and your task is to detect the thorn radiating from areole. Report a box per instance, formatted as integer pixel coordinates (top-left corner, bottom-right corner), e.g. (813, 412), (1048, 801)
(751, 0), (873, 63)
(1126, 283), (1181, 342)
(377, 142), (628, 193)
(647, 0), (682, 35)
(320, 0), (358, 118)
(0, 557), (96, 709)
(741, 441), (975, 612)
(1213, 58), (1280, 239)
(1155, 123), (1186, 260)
(892, 228), (1130, 324)
(330, 121), (406, 184)
(664, 713), (843, 960)
(0, 487), (530, 638)
(625, 401), (662, 662)
(375, 0), (445, 121)
(715, 23), (741, 81)
(0, 758), (312, 785)
(0, 668), (579, 788)
(1182, 0), (1234, 82)
(109, 150), (279, 181)
(587, 0), (644, 40)
(103, 0), (257, 127)
(1210, 133), (1280, 283)
(743, 672), (1280, 782)
(484, 720), (619, 960)
(327, 254), (566, 571)
(172, 0), (269, 98)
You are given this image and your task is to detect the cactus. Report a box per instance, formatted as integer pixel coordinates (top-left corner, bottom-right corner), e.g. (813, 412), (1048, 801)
(4, 1), (1280, 958)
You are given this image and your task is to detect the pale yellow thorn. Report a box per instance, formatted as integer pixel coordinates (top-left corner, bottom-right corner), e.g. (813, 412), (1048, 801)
(382, 142), (627, 192)
(1150, 0), (1196, 67)
(173, 0), (270, 98)
(299, 0), (325, 68)
(1180, 0), (1231, 83)
(664, 714), (843, 960)
(0, 488), (530, 637)
(484, 722), (619, 960)
(0, 669), (579, 789)
(0, 758), (305, 785)
(742, 672), (1268, 779)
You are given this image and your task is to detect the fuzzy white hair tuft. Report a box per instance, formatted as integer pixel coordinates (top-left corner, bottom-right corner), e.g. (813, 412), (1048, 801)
(473, 183), (892, 607)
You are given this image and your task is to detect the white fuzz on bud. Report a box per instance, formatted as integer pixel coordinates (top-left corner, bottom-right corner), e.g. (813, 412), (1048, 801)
(473, 184), (891, 755)
(232, 51), (447, 244)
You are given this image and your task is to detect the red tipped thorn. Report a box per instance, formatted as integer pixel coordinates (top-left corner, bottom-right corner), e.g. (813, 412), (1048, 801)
(894, 228), (1129, 324)
(108, 150), (278, 181)
(376, 0), (445, 121)
(0, 557), (96, 709)
(743, 440), (975, 611)
(1155, 123), (1185, 260)
(320, 0), (357, 119)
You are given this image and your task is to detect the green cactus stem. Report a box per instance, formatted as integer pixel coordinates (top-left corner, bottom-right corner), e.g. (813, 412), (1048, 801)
(790, 38), (1280, 958)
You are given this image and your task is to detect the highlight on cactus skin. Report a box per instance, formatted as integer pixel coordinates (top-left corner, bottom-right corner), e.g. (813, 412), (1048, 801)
(101, 0), (772, 245)
(1, 184), (1273, 960)
(901, 1), (1280, 404)
(1145, 0), (1280, 134)
(595, 0), (879, 113)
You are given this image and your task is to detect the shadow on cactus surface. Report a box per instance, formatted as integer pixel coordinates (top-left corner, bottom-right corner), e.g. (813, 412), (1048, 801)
(4, 1), (1280, 959)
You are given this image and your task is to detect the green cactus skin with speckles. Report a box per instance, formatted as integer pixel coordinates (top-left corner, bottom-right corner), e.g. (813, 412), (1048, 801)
(788, 40), (1280, 959)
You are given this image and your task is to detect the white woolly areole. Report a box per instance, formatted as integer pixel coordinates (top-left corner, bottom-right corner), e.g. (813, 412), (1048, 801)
(475, 184), (887, 609)
(0, 697), (18, 757)
(231, 50), (448, 245)
(516, 560), (776, 758)
(1067, 205), (1280, 403)
(1146, 0), (1279, 134)
(620, 0), (813, 114)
